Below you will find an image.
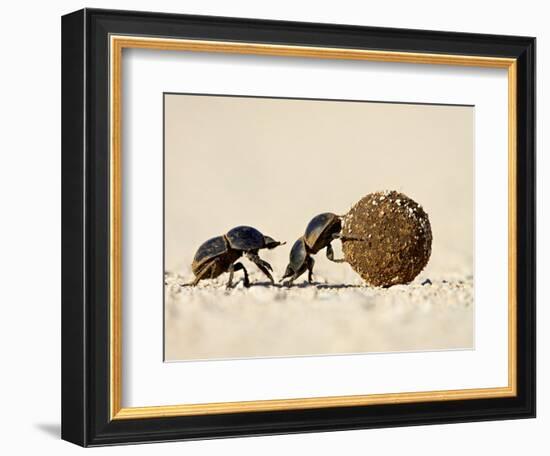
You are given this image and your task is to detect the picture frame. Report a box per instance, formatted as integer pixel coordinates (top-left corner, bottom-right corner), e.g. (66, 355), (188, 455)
(61, 8), (536, 447)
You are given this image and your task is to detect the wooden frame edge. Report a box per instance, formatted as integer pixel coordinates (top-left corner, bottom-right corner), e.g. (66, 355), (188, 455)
(110, 35), (123, 420)
(508, 61), (518, 397)
(109, 35), (518, 421)
(112, 386), (516, 420)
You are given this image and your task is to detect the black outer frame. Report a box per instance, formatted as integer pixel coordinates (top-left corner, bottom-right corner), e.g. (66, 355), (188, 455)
(61, 8), (536, 447)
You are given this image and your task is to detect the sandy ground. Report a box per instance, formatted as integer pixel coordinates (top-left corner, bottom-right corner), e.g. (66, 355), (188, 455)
(164, 95), (474, 361)
(164, 245), (473, 360)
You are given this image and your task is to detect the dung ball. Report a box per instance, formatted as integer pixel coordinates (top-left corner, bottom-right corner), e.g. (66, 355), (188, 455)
(342, 191), (432, 287)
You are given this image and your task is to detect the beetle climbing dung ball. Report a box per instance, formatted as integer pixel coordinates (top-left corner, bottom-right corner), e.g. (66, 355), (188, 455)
(342, 191), (432, 287)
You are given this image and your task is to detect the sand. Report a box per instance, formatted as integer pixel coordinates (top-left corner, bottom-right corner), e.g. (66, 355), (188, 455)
(164, 245), (473, 360)
(164, 94), (474, 361)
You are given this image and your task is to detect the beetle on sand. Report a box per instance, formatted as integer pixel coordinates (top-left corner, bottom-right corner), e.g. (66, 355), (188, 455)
(188, 226), (285, 289)
(281, 213), (362, 286)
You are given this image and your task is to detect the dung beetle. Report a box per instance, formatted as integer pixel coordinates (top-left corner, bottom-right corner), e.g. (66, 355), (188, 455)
(281, 212), (361, 285)
(189, 226), (285, 288)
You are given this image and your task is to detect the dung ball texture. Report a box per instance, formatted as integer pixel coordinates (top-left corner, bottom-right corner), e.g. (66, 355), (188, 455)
(342, 191), (432, 287)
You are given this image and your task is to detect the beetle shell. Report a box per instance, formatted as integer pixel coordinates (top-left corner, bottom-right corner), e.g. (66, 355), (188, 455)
(304, 213), (341, 253)
(226, 226), (266, 251)
(288, 237), (308, 274)
(191, 235), (228, 274)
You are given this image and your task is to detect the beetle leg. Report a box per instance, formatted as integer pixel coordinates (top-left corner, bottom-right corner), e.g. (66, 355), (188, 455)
(307, 256), (315, 283)
(246, 253), (275, 284)
(227, 262), (249, 289)
(280, 264), (294, 282)
(285, 269), (305, 287)
(283, 274), (296, 287)
(283, 259), (309, 287)
(326, 243), (345, 263)
(250, 252), (273, 272)
(226, 263), (235, 289)
(332, 233), (366, 242)
(235, 262), (250, 287)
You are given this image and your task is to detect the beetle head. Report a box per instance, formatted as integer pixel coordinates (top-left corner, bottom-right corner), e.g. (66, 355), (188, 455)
(281, 263), (295, 280)
(264, 236), (286, 250)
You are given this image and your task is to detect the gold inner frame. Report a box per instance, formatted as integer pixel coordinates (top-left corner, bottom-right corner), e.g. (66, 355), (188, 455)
(109, 35), (518, 420)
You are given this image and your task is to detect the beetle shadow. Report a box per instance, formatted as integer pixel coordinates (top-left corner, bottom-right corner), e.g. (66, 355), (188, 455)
(249, 281), (364, 290)
(314, 283), (364, 290)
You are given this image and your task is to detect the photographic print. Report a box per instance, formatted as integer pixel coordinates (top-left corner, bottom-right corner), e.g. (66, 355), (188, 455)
(62, 10), (535, 445)
(164, 93), (474, 361)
